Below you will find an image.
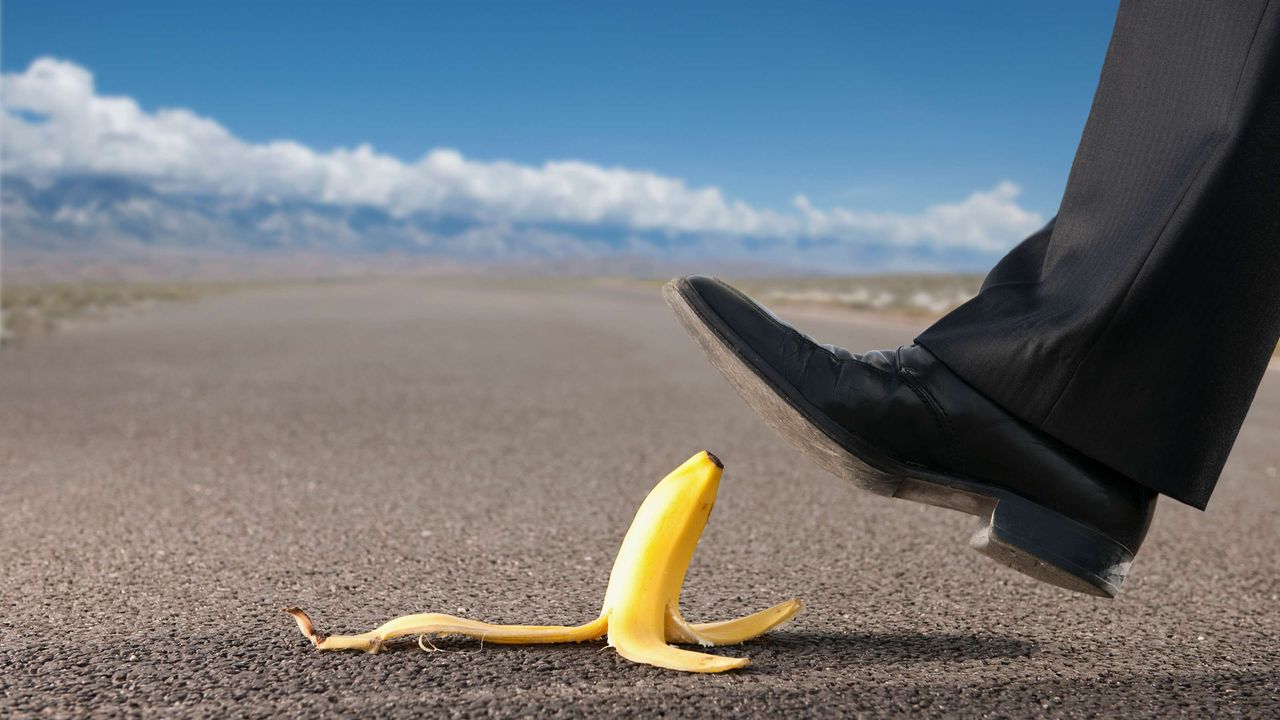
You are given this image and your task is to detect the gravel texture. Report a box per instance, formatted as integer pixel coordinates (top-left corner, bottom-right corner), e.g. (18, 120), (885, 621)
(1, 280), (1276, 718)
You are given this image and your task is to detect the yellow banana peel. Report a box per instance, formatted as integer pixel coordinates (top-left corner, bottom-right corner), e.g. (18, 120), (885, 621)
(286, 450), (801, 672)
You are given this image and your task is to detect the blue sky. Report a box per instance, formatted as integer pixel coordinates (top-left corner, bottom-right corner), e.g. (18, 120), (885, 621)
(4, 1), (1119, 216)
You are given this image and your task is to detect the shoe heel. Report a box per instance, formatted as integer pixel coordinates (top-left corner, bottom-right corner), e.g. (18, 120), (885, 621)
(969, 494), (1135, 598)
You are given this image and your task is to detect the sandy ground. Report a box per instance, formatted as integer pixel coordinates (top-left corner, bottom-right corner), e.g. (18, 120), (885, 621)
(1, 280), (1276, 718)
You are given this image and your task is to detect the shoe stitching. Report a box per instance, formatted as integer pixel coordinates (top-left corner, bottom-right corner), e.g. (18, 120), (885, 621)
(899, 377), (956, 471)
(898, 351), (967, 475)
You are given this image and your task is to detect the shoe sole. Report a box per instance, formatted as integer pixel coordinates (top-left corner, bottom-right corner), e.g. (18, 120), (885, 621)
(664, 279), (1132, 598)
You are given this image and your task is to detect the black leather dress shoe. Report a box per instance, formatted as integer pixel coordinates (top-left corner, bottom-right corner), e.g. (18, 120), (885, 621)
(664, 275), (1157, 597)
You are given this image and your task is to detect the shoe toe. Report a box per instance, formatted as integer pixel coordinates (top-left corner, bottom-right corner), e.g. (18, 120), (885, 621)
(674, 275), (845, 402)
(678, 276), (793, 357)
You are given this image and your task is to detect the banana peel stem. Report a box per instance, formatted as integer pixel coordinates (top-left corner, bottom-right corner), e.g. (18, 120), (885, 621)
(285, 607), (329, 646)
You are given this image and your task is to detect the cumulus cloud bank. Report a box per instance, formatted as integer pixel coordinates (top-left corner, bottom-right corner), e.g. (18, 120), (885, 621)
(2, 57), (1043, 252)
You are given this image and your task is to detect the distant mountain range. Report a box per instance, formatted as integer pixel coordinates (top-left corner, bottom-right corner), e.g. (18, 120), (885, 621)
(2, 174), (1005, 282)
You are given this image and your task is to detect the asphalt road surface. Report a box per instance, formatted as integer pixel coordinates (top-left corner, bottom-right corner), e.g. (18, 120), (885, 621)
(2, 280), (1276, 718)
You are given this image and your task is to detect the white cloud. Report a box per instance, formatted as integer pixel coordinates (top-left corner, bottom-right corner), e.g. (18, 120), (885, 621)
(2, 57), (1044, 252)
(791, 181), (1043, 253)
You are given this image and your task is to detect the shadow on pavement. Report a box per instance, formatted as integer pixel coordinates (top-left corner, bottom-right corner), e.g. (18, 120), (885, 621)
(747, 630), (1038, 665)
(930, 669), (1279, 716)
